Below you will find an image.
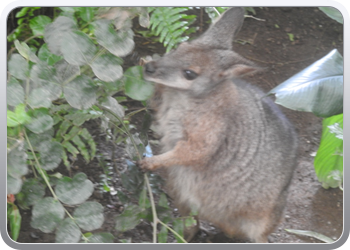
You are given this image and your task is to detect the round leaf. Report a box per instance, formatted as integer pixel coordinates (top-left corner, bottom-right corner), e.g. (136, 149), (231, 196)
(100, 96), (125, 119)
(55, 218), (81, 243)
(31, 197), (65, 233)
(90, 54), (123, 82)
(55, 173), (94, 205)
(74, 201), (104, 231)
(8, 54), (28, 80)
(7, 147), (28, 178)
(124, 66), (154, 101)
(30, 63), (62, 100)
(29, 15), (52, 36)
(61, 31), (97, 66)
(63, 75), (97, 109)
(86, 233), (114, 243)
(19, 178), (46, 207)
(55, 60), (80, 84)
(7, 174), (22, 195)
(14, 40), (39, 63)
(39, 141), (63, 171)
(44, 16), (77, 55)
(38, 44), (63, 65)
(27, 88), (52, 108)
(115, 204), (143, 232)
(7, 78), (24, 107)
(93, 19), (134, 57)
(25, 111), (54, 134)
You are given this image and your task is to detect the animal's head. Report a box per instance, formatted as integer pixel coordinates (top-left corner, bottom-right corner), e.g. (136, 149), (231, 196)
(144, 7), (260, 95)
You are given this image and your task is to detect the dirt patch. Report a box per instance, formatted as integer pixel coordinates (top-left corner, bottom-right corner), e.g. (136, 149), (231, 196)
(14, 7), (343, 244)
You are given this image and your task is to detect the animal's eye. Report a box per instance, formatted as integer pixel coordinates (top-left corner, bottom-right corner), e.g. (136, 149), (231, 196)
(183, 70), (198, 80)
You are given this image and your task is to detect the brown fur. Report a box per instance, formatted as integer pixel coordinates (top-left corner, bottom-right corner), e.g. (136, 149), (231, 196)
(139, 7), (298, 243)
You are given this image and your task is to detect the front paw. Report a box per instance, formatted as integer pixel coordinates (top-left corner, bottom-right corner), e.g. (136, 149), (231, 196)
(138, 157), (157, 171)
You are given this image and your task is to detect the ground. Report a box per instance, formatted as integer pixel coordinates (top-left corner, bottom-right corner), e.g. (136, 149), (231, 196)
(14, 7), (343, 244)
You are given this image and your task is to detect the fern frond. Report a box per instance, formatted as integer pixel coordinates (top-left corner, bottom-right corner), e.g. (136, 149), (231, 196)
(148, 7), (197, 52)
(54, 109), (99, 166)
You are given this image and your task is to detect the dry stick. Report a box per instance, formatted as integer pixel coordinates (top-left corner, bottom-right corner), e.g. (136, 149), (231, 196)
(99, 105), (188, 243)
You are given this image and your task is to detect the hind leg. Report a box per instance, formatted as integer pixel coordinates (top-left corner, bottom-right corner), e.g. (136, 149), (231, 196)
(239, 216), (272, 243)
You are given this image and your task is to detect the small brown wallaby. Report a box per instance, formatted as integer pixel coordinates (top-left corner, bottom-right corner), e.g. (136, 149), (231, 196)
(140, 7), (298, 243)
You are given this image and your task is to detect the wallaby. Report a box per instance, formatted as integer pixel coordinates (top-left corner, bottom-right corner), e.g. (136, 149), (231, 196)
(139, 7), (298, 243)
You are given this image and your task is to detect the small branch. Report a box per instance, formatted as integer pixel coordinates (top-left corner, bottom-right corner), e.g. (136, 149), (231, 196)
(144, 174), (158, 243)
(244, 15), (266, 22)
(157, 219), (187, 243)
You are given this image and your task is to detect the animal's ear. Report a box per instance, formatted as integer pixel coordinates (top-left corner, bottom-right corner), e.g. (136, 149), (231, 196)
(193, 7), (245, 50)
(218, 64), (262, 79)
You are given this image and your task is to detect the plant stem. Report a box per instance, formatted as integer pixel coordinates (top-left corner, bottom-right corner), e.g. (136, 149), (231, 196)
(24, 129), (59, 201)
(157, 219), (187, 243)
(144, 173), (158, 243)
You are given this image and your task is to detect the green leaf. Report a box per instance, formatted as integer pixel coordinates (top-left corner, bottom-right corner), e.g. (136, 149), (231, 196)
(74, 201), (104, 231)
(314, 113), (343, 189)
(139, 8), (150, 28)
(7, 104), (31, 127)
(7, 78), (24, 106)
(115, 204), (143, 232)
(55, 59), (80, 84)
(17, 178), (46, 208)
(86, 232), (114, 243)
(39, 141), (63, 171)
(125, 133), (145, 161)
(55, 173), (94, 205)
(158, 193), (169, 208)
(319, 7), (343, 24)
(55, 218), (81, 243)
(80, 128), (96, 159)
(38, 44), (63, 65)
(285, 229), (334, 243)
(25, 110), (53, 134)
(93, 19), (134, 57)
(173, 218), (185, 243)
(8, 204), (21, 241)
(268, 49), (343, 117)
(158, 222), (168, 243)
(78, 7), (95, 22)
(14, 40), (39, 63)
(124, 66), (154, 101)
(31, 197), (65, 233)
(27, 88), (52, 108)
(8, 53), (29, 80)
(90, 54), (123, 82)
(61, 31), (97, 66)
(63, 75), (97, 109)
(64, 112), (100, 126)
(100, 96), (125, 120)
(7, 174), (23, 195)
(29, 15), (52, 36)
(138, 188), (151, 209)
(59, 7), (79, 12)
(7, 146), (28, 178)
(30, 63), (62, 101)
(44, 16), (77, 55)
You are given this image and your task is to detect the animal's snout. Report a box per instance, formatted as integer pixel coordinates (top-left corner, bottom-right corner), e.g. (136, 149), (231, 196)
(144, 61), (157, 75)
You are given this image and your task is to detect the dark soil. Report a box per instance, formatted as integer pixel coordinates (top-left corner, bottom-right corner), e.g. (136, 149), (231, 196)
(14, 7), (343, 244)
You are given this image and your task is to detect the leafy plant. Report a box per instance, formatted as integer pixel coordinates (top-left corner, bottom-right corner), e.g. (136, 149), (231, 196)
(269, 49), (343, 190)
(7, 6), (153, 243)
(319, 7), (343, 24)
(7, 7), (43, 42)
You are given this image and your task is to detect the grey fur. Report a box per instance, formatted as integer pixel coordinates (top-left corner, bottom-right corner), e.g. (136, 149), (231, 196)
(140, 7), (298, 243)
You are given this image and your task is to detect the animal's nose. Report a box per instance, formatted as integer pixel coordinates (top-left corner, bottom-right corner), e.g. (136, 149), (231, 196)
(144, 61), (156, 75)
